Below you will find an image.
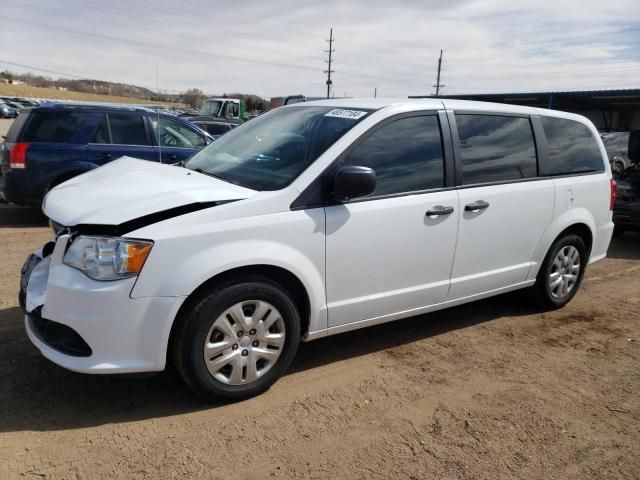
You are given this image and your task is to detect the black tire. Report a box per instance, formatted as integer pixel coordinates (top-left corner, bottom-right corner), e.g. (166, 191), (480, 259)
(530, 234), (587, 310)
(172, 276), (301, 402)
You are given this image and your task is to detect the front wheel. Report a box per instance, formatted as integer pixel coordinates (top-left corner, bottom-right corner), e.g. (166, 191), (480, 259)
(530, 234), (587, 310)
(172, 277), (301, 402)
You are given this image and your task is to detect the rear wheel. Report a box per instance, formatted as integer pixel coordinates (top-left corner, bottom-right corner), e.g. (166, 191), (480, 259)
(172, 277), (301, 401)
(531, 234), (587, 310)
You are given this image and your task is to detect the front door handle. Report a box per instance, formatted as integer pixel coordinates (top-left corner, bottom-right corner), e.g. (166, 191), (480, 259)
(464, 200), (490, 212)
(96, 152), (112, 161)
(162, 153), (177, 162)
(426, 205), (455, 216)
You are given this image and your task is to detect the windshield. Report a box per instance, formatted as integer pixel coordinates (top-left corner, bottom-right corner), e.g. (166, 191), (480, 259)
(185, 106), (371, 190)
(201, 100), (223, 116)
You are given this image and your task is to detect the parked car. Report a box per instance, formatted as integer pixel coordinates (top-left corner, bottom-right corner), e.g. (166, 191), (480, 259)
(0, 102), (17, 118)
(612, 129), (640, 234)
(191, 119), (237, 139)
(20, 99), (614, 401)
(601, 132), (632, 173)
(0, 102), (213, 205)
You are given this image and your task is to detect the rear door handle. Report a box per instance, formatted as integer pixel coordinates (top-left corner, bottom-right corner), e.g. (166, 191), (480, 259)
(464, 200), (490, 211)
(426, 205), (455, 216)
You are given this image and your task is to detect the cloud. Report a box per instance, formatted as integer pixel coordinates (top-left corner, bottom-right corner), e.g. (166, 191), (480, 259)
(0, 0), (638, 98)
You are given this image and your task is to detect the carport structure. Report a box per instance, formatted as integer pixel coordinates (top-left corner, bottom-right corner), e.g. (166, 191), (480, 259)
(410, 89), (640, 132)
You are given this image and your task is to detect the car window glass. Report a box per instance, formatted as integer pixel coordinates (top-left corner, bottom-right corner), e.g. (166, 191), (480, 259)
(92, 115), (110, 143)
(20, 111), (86, 143)
(5, 111), (30, 142)
(186, 106), (370, 191)
(108, 114), (149, 145)
(152, 118), (206, 148)
(456, 114), (537, 184)
(200, 123), (230, 135)
(541, 117), (604, 175)
(342, 115), (444, 196)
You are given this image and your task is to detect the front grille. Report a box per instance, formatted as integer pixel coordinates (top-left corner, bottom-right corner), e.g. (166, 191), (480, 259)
(28, 311), (92, 357)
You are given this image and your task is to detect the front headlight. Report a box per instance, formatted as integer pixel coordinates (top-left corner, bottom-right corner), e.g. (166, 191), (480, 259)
(63, 236), (153, 281)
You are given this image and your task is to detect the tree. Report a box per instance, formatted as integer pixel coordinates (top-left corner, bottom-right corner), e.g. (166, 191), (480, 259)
(181, 88), (204, 109)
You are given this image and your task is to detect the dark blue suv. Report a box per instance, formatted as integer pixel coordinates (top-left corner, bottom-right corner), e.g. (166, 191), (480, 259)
(0, 102), (213, 205)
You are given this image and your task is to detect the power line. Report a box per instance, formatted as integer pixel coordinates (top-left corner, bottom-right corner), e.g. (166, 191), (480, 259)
(324, 28), (335, 99)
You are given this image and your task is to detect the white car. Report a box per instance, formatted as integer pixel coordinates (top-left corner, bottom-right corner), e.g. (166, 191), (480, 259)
(21, 99), (615, 401)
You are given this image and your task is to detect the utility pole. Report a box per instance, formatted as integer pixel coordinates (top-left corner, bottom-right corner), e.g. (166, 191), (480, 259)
(374, 87), (377, 98)
(433, 49), (444, 96)
(324, 28), (335, 99)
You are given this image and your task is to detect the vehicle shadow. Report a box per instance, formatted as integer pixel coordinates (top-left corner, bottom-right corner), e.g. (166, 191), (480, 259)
(607, 231), (640, 260)
(0, 204), (48, 227)
(0, 292), (536, 433)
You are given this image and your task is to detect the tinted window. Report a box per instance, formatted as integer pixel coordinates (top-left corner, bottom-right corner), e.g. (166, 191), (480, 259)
(456, 114), (537, 184)
(5, 111), (30, 142)
(342, 115), (444, 196)
(92, 115), (110, 143)
(109, 114), (148, 145)
(20, 111), (86, 143)
(151, 118), (206, 148)
(541, 117), (604, 175)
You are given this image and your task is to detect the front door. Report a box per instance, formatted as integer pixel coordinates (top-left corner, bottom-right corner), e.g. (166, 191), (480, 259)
(325, 113), (460, 328)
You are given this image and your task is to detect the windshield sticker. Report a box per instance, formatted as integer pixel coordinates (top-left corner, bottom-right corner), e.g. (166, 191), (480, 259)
(324, 109), (368, 120)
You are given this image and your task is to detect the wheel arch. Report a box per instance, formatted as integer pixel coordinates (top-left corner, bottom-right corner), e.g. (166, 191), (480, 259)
(166, 264), (312, 366)
(529, 209), (596, 280)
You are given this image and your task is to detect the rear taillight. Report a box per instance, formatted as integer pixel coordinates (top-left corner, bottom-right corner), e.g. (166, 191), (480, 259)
(9, 142), (30, 169)
(610, 178), (617, 210)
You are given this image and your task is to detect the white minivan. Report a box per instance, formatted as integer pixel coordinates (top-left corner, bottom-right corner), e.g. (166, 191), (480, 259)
(21, 99), (615, 400)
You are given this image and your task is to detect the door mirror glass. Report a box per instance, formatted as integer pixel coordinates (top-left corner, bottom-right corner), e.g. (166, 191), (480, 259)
(333, 166), (376, 201)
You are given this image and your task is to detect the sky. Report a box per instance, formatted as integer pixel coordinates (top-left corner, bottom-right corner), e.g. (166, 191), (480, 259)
(1, 0), (639, 99)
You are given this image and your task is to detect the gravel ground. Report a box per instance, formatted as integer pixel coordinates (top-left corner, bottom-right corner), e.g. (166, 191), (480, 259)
(0, 203), (638, 479)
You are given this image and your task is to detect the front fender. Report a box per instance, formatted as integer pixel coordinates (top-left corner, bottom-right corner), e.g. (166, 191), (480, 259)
(131, 238), (327, 334)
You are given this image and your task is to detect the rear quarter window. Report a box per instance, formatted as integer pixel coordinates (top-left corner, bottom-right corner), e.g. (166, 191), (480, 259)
(541, 117), (604, 175)
(4, 112), (30, 142)
(20, 111), (86, 143)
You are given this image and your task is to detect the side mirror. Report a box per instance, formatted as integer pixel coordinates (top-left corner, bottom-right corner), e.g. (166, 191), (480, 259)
(333, 166), (376, 201)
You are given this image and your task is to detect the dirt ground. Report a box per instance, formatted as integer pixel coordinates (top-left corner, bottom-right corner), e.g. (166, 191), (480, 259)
(0, 203), (638, 480)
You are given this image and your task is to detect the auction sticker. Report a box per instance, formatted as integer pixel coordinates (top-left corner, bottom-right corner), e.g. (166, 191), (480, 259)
(324, 109), (368, 120)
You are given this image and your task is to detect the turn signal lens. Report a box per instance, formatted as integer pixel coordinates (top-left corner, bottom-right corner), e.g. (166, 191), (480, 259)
(117, 242), (153, 275)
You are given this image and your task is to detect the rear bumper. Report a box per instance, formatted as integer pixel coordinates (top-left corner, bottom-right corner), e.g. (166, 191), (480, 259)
(613, 201), (640, 229)
(22, 235), (187, 374)
(1, 169), (37, 205)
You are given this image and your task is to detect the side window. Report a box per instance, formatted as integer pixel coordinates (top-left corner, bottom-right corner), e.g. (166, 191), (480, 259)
(20, 112), (86, 143)
(342, 115), (444, 197)
(456, 114), (537, 184)
(540, 117), (604, 175)
(109, 114), (149, 145)
(152, 118), (206, 148)
(92, 115), (110, 143)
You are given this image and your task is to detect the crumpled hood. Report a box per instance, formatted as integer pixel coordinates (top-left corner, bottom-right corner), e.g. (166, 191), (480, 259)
(43, 156), (256, 226)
